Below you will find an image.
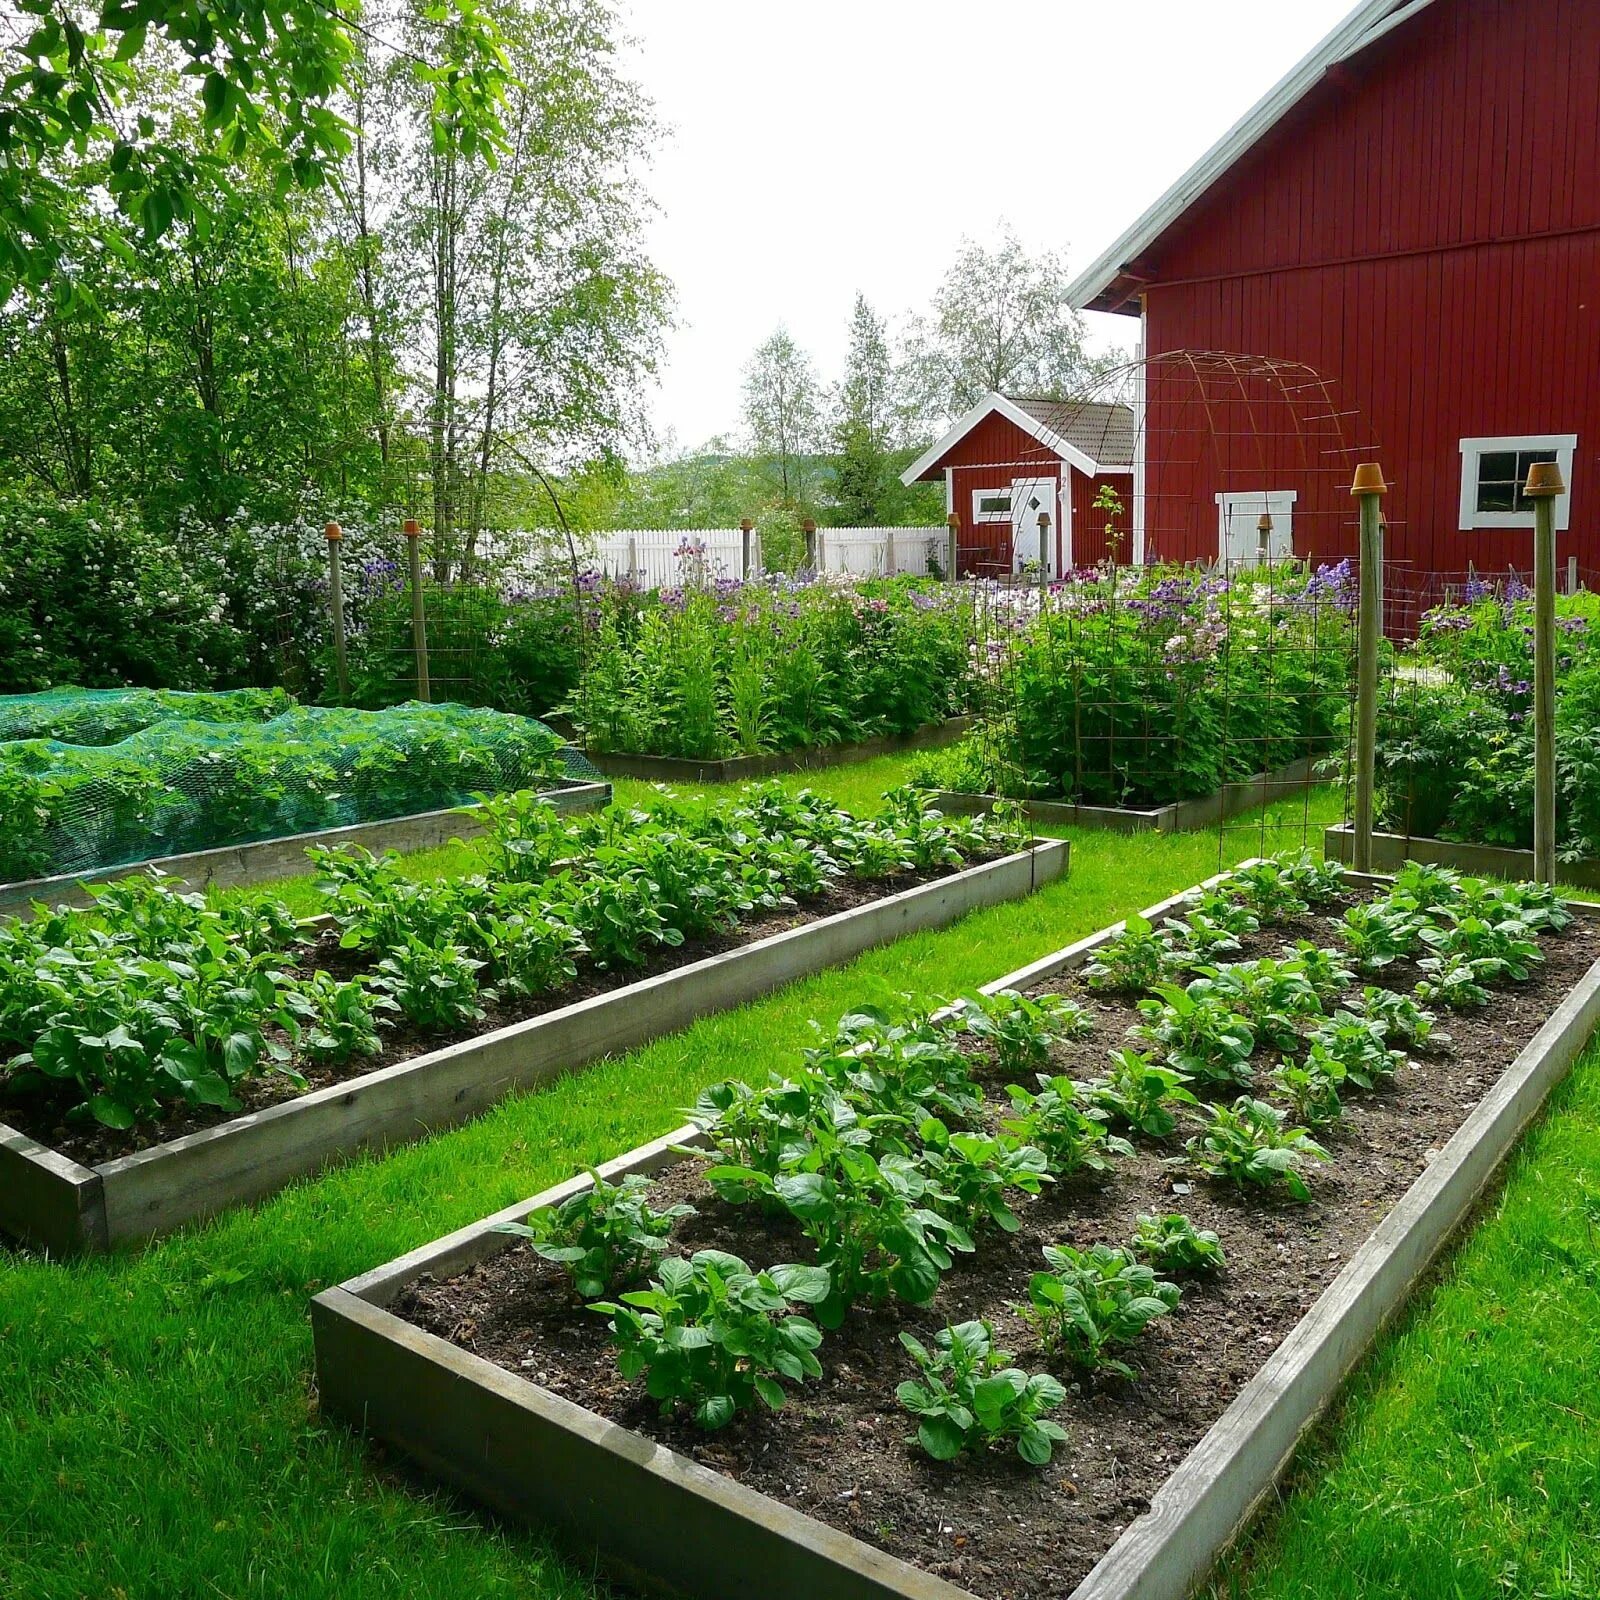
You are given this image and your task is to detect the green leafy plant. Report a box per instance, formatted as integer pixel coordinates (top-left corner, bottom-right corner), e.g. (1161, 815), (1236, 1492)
(290, 972), (393, 1067)
(1130, 1213), (1226, 1274)
(1339, 985), (1448, 1050)
(1019, 1242), (1181, 1379)
(1269, 1054), (1345, 1127)
(1185, 1097), (1329, 1201)
(1337, 902), (1424, 973)
(592, 1251), (830, 1429)
(1305, 1013), (1404, 1090)
(896, 1321), (1068, 1466)
(1002, 1074), (1133, 1174)
(1132, 979), (1257, 1085)
(497, 1171), (694, 1299)
(368, 938), (489, 1031)
(1206, 957), (1324, 1051)
(960, 989), (1094, 1075)
(1084, 914), (1172, 994)
(1080, 1048), (1198, 1138)
(918, 1118), (1051, 1232)
(1224, 858), (1310, 921)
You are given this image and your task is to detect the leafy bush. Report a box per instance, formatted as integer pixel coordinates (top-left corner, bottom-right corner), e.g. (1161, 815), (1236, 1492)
(896, 1321), (1068, 1466)
(592, 1251), (830, 1429)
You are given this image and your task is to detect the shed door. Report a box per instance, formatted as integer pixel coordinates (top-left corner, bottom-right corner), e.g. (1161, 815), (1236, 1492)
(1011, 478), (1057, 575)
(1218, 491), (1296, 565)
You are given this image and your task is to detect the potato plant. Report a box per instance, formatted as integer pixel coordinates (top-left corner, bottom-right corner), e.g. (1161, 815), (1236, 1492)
(897, 1321), (1069, 1466)
(1020, 1242), (1181, 1379)
(1079, 1048), (1199, 1139)
(1131, 1213), (1226, 1274)
(1185, 1097), (1329, 1202)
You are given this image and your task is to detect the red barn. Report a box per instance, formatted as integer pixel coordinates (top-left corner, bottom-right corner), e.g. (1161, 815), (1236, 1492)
(1066, 0), (1598, 590)
(899, 394), (1136, 576)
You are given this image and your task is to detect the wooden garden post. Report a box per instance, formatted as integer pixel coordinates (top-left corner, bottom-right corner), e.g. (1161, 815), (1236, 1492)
(1350, 463), (1387, 874)
(1257, 512), (1272, 566)
(883, 525), (897, 578)
(740, 517), (755, 580)
(1036, 511), (1050, 593)
(1567, 554), (1578, 595)
(404, 517), (431, 703)
(946, 512), (960, 583)
(324, 521), (350, 702)
(802, 518), (818, 573)
(1526, 460), (1566, 885)
(626, 533), (639, 587)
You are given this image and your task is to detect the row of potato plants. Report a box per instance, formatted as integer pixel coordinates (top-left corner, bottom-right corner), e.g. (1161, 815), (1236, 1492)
(0, 785), (1024, 1135)
(910, 561), (1355, 808)
(512, 854), (1569, 1468)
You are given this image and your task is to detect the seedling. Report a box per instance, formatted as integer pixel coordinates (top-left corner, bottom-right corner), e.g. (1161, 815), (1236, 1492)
(1130, 1212), (1226, 1274)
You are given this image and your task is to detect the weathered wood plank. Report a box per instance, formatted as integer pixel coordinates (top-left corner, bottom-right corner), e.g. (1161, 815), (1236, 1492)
(0, 1125), (105, 1255)
(86, 839), (1066, 1246)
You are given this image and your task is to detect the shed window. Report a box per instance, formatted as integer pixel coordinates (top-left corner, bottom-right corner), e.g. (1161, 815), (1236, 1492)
(972, 489), (1012, 524)
(1459, 434), (1576, 531)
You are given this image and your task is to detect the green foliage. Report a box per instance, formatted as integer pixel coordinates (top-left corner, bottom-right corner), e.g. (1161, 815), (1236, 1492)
(1019, 1242), (1181, 1379)
(1269, 1055), (1346, 1128)
(1132, 979), (1257, 1085)
(1185, 1097), (1330, 1202)
(917, 1118), (1052, 1233)
(497, 1172), (694, 1300)
(290, 972), (392, 1068)
(1130, 1213), (1226, 1274)
(1002, 1074), (1132, 1174)
(1338, 985), (1447, 1051)
(368, 939), (488, 1032)
(896, 1321), (1069, 1466)
(1084, 914), (1172, 993)
(960, 989), (1094, 1076)
(1206, 957), (1325, 1052)
(1080, 1048), (1199, 1139)
(592, 1251), (830, 1430)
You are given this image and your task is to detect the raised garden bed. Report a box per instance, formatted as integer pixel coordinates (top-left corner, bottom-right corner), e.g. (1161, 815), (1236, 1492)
(583, 718), (973, 785)
(0, 781), (613, 916)
(0, 835), (1067, 1255)
(1324, 821), (1600, 891)
(926, 755), (1318, 834)
(313, 861), (1600, 1600)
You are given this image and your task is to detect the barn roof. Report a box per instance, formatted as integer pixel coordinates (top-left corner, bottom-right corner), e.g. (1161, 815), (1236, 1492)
(1066, 0), (1440, 315)
(900, 392), (1136, 485)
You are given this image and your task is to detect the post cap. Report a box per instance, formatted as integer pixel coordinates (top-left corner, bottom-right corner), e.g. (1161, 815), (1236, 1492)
(801, 518), (816, 533)
(1037, 510), (1050, 527)
(946, 513), (961, 528)
(324, 521), (342, 542)
(1350, 463), (1388, 496)
(739, 517), (754, 532)
(403, 518), (421, 536)
(1257, 513), (1273, 533)
(1524, 459), (1566, 497)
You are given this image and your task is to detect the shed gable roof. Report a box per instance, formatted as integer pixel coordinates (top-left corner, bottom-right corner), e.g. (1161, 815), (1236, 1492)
(1066, 0), (1439, 314)
(901, 392), (1136, 486)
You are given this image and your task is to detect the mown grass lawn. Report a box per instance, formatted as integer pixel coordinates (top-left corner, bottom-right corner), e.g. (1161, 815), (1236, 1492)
(3, 764), (1595, 1600)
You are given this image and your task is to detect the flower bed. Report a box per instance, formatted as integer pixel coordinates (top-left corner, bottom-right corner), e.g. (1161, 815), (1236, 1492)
(0, 701), (575, 885)
(314, 854), (1600, 1600)
(0, 787), (1062, 1251)
(912, 563), (1353, 811)
(1372, 585), (1600, 859)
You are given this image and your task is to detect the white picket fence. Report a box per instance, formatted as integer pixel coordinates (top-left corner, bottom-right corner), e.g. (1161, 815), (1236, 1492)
(582, 526), (944, 588)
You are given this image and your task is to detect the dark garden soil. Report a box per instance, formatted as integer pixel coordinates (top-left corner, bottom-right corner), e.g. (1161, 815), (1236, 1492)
(396, 896), (1600, 1600)
(3, 853), (1002, 1166)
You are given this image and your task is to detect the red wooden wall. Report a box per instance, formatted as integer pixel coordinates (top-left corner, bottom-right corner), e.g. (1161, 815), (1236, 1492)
(1130, 0), (1600, 583)
(927, 412), (1063, 575)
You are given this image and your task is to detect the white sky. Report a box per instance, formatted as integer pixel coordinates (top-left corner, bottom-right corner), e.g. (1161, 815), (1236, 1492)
(621, 0), (1356, 454)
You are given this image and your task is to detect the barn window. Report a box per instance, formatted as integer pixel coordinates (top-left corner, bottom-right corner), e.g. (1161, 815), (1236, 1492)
(1459, 434), (1576, 531)
(972, 489), (1013, 524)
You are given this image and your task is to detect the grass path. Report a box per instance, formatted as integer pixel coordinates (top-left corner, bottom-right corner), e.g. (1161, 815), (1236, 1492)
(3, 765), (1593, 1599)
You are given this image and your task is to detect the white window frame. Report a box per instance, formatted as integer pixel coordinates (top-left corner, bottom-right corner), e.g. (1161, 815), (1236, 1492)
(972, 487), (1013, 524)
(1458, 434), (1576, 531)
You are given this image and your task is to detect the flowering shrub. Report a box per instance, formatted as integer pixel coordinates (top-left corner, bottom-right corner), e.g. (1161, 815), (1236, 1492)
(1376, 587), (1600, 856)
(912, 562), (1354, 807)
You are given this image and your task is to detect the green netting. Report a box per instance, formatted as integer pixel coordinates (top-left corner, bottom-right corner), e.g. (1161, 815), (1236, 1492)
(0, 686), (293, 746)
(1, 701), (600, 885)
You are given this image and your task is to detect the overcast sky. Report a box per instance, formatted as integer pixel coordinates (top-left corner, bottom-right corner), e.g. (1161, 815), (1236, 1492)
(620, 0), (1355, 455)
